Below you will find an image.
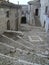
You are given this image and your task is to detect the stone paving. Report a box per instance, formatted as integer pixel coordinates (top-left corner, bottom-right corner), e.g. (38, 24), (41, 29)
(0, 24), (49, 65)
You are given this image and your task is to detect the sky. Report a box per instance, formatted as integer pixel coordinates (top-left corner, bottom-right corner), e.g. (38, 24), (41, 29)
(9, 0), (30, 5)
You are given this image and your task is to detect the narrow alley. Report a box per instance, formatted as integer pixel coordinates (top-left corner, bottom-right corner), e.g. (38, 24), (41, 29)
(0, 0), (49, 65)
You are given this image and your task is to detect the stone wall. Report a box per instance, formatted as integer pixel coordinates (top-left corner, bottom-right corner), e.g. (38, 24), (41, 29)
(0, 8), (8, 34)
(9, 8), (22, 30)
(0, 7), (22, 34)
(28, 2), (40, 25)
(40, 0), (49, 27)
(18, 9), (22, 27)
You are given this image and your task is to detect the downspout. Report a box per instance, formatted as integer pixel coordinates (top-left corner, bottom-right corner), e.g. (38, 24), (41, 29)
(17, 1), (19, 31)
(29, 4), (31, 25)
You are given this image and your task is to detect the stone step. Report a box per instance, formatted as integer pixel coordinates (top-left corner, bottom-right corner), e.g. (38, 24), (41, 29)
(0, 53), (48, 65)
(0, 42), (48, 65)
(4, 30), (23, 35)
(0, 53), (43, 65)
(0, 35), (32, 51)
(0, 42), (15, 54)
(0, 42), (35, 61)
(1, 34), (34, 50)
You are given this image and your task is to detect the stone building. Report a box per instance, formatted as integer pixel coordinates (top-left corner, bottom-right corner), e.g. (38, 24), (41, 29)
(0, 1), (22, 34)
(39, 0), (49, 32)
(28, 0), (40, 25)
(28, 0), (49, 32)
(21, 5), (28, 24)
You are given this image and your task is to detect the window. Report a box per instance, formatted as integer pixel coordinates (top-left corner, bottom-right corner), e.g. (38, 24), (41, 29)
(15, 13), (17, 17)
(45, 6), (48, 14)
(22, 11), (24, 14)
(6, 11), (9, 17)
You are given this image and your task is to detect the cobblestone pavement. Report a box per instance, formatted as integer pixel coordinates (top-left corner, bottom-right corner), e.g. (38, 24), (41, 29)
(0, 24), (49, 65)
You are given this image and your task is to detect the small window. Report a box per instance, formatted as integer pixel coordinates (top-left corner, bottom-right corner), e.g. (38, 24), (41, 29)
(35, 9), (38, 16)
(45, 6), (48, 14)
(6, 11), (9, 17)
(15, 13), (17, 17)
(22, 11), (24, 14)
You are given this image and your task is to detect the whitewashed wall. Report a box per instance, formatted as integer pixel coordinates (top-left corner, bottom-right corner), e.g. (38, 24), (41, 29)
(40, 0), (49, 27)
(28, 3), (40, 25)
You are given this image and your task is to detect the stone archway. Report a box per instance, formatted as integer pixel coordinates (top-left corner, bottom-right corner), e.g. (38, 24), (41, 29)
(21, 16), (26, 24)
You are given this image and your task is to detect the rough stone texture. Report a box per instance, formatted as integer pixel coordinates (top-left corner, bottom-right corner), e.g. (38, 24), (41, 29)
(0, 24), (49, 65)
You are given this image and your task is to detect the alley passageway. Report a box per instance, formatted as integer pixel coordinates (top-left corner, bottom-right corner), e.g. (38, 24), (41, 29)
(0, 24), (49, 65)
(21, 16), (26, 24)
(0, 0), (49, 65)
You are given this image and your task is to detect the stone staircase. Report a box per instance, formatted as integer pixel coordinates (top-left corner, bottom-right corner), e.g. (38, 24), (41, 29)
(0, 35), (41, 65)
(0, 26), (49, 65)
(0, 33), (48, 65)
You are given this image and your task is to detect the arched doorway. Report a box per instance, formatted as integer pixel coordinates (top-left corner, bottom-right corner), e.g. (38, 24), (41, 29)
(21, 16), (26, 24)
(7, 20), (10, 30)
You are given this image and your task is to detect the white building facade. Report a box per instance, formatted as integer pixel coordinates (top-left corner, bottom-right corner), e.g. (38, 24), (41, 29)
(40, 0), (49, 32)
(28, 0), (40, 25)
(28, 0), (49, 32)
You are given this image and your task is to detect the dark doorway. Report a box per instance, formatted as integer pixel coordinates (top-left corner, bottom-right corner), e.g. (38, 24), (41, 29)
(35, 9), (38, 16)
(21, 16), (26, 24)
(43, 21), (46, 28)
(7, 20), (10, 30)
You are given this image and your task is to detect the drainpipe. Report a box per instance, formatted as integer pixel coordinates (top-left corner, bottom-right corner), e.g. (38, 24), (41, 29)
(29, 4), (31, 25)
(17, 8), (18, 31)
(17, 1), (19, 31)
